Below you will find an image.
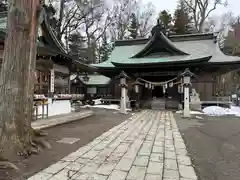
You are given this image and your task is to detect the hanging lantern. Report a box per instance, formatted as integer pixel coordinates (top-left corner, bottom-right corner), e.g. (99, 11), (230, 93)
(149, 83), (152, 89)
(133, 80), (143, 93)
(152, 85), (154, 90)
(169, 82), (173, 88)
(178, 84), (183, 93)
(145, 83), (148, 88)
(163, 85), (166, 93)
(135, 84), (139, 93)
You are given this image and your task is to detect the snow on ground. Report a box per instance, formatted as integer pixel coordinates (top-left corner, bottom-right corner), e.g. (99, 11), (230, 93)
(176, 110), (204, 115)
(176, 106), (240, 117)
(82, 103), (132, 111)
(93, 99), (102, 105)
(203, 106), (240, 117)
(90, 104), (120, 110)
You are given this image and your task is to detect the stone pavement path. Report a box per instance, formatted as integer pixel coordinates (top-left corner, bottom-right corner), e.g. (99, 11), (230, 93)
(28, 110), (198, 180)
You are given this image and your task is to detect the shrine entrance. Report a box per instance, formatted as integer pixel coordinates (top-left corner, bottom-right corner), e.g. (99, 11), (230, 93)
(152, 85), (164, 98)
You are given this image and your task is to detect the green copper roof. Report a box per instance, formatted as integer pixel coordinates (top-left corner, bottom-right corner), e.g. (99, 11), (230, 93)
(92, 44), (145, 68)
(92, 32), (240, 68)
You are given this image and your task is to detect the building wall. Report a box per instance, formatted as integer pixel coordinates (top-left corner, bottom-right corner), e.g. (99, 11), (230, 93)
(192, 74), (215, 101)
(215, 70), (240, 96)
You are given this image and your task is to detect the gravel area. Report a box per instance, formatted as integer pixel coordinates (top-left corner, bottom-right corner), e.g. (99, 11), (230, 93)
(175, 113), (240, 180)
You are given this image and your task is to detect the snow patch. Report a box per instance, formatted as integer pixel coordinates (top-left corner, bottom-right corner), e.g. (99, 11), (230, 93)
(176, 110), (203, 115)
(203, 106), (240, 117)
(83, 103), (131, 111)
(176, 106), (240, 117)
(93, 99), (102, 105)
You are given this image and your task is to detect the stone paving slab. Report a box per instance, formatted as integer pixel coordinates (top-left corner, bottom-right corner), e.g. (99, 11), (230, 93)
(28, 110), (198, 180)
(31, 110), (93, 130)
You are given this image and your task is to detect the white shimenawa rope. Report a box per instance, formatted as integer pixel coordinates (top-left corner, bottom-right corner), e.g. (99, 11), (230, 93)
(136, 76), (181, 86)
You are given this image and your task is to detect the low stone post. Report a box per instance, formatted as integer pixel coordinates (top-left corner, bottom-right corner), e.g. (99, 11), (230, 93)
(183, 83), (190, 117)
(118, 71), (129, 114)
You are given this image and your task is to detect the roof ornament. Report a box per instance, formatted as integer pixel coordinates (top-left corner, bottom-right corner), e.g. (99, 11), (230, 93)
(151, 18), (167, 36)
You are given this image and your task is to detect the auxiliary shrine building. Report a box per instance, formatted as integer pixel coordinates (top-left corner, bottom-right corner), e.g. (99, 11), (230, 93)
(92, 24), (240, 109)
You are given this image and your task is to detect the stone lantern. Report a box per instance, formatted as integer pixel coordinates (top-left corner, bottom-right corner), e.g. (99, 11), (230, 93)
(179, 68), (195, 117)
(133, 80), (144, 109)
(117, 71), (129, 114)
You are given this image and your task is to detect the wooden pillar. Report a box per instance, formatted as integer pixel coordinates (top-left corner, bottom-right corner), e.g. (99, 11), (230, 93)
(68, 74), (71, 94)
(50, 69), (55, 97)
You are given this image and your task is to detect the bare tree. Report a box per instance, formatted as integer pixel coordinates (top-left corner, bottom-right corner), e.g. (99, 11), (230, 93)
(73, 0), (115, 63)
(108, 0), (155, 40)
(109, 0), (138, 40)
(136, 2), (156, 37)
(183, 0), (228, 32)
(0, 0), (48, 166)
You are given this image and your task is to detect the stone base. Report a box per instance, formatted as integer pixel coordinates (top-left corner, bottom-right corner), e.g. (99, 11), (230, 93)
(190, 103), (202, 111)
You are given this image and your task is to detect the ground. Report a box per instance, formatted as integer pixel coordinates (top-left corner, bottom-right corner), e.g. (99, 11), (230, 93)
(3, 108), (240, 180)
(27, 110), (198, 180)
(0, 108), (131, 180)
(175, 114), (240, 180)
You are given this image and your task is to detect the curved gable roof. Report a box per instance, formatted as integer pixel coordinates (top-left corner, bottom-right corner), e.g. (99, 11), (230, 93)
(92, 32), (240, 68)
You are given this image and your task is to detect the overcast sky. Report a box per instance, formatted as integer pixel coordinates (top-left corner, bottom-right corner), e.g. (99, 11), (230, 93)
(142, 0), (240, 16)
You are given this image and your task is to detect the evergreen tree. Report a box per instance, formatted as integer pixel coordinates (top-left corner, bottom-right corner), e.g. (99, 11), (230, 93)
(173, 0), (192, 34)
(88, 36), (98, 64)
(68, 33), (88, 62)
(159, 10), (172, 31)
(128, 13), (139, 39)
(99, 33), (113, 63)
(0, 0), (7, 12)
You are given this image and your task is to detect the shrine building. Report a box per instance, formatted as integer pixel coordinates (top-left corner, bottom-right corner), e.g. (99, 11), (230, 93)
(92, 23), (240, 109)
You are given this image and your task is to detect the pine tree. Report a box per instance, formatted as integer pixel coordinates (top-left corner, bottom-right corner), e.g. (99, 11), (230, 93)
(99, 33), (112, 63)
(128, 13), (139, 39)
(173, 0), (192, 34)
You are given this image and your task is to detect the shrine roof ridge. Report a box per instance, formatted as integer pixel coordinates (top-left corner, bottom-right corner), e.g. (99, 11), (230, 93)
(115, 33), (216, 46)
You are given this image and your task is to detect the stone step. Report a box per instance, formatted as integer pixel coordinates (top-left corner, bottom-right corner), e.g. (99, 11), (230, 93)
(151, 99), (166, 110)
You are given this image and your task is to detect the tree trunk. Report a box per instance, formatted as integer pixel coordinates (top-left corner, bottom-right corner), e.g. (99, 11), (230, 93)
(0, 0), (40, 158)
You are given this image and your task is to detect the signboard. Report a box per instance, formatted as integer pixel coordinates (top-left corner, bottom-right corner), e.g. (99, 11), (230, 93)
(50, 69), (55, 93)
